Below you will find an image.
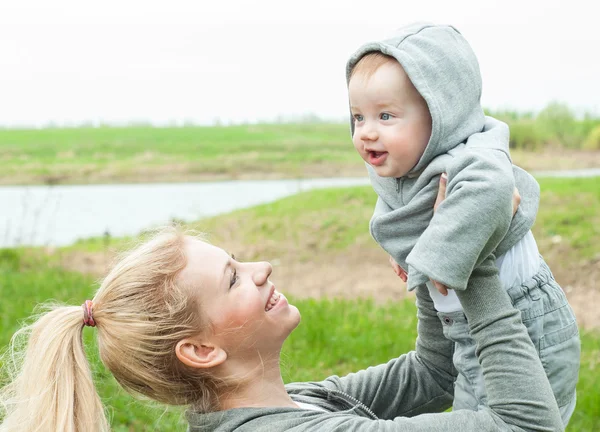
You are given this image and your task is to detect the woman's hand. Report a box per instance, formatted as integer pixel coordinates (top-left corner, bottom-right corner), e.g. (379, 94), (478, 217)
(390, 173), (521, 293)
(389, 255), (407, 282)
(430, 173), (450, 295)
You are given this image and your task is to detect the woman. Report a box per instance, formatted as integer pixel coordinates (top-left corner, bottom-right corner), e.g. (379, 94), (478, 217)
(0, 178), (563, 431)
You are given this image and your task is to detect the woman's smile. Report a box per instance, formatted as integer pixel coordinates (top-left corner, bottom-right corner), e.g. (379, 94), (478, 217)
(265, 290), (288, 313)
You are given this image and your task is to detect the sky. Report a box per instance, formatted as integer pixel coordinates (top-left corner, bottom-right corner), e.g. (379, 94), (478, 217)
(1, 0), (598, 127)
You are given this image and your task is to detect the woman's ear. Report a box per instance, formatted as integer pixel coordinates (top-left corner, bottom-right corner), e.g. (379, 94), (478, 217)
(176, 338), (227, 369)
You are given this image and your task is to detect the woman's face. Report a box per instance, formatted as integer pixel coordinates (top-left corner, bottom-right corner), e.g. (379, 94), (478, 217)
(180, 237), (301, 358)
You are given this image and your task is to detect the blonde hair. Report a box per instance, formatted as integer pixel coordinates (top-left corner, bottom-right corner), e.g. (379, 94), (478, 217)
(349, 51), (397, 82)
(0, 227), (223, 432)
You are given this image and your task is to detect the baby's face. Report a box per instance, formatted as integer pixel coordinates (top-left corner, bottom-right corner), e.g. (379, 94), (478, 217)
(349, 60), (431, 178)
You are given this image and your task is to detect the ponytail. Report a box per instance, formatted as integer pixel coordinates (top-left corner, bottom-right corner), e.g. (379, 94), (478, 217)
(2, 228), (221, 430)
(0, 305), (109, 432)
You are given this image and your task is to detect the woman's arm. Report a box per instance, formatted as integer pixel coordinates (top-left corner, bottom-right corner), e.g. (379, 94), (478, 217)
(453, 255), (564, 431)
(316, 257), (563, 431)
(320, 174), (562, 430)
(406, 148), (516, 292)
(323, 284), (456, 418)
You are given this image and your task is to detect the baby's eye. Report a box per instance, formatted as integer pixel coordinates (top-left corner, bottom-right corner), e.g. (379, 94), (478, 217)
(380, 113), (391, 120)
(353, 114), (364, 122)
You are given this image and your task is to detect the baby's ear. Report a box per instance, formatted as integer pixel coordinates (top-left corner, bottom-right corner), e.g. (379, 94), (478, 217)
(175, 338), (227, 369)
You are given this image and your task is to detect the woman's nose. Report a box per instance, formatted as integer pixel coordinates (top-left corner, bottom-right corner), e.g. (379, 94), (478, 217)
(252, 261), (272, 286)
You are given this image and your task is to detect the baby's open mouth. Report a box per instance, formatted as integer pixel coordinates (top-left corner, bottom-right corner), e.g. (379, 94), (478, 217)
(367, 151), (388, 166)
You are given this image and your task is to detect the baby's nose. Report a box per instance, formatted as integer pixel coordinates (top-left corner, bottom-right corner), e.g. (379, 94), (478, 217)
(361, 124), (378, 141)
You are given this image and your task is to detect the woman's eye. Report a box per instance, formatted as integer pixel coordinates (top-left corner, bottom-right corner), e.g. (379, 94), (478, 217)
(380, 113), (391, 120)
(229, 268), (238, 289)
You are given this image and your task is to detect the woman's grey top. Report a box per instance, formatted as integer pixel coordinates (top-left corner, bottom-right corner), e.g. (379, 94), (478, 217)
(187, 256), (564, 431)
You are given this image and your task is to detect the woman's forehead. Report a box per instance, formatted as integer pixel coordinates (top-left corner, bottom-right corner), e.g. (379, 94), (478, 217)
(180, 238), (229, 285)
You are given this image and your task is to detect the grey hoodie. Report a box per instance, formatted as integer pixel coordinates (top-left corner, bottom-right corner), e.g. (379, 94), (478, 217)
(186, 257), (563, 431)
(346, 23), (540, 291)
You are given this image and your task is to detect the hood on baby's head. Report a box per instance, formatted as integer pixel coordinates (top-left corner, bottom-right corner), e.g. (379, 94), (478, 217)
(346, 23), (487, 174)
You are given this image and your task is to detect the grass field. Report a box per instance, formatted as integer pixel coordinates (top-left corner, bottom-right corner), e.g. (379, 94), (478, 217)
(0, 124), (363, 185)
(1, 123), (600, 185)
(1, 261), (598, 431)
(2, 178), (599, 430)
(535, 177), (600, 261)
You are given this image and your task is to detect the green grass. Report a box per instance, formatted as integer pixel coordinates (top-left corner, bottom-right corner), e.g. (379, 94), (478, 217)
(0, 123), (356, 163)
(572, 331), (600, 430)
(190, 186), (378, 260)
(1, 105), (599, 185)
(0, 124), (360, 185)
(534, 177), (600, 261)
(0, 261), (597, 430)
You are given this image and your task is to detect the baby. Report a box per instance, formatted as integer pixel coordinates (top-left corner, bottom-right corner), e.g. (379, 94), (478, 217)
(346, 23), (580, 424)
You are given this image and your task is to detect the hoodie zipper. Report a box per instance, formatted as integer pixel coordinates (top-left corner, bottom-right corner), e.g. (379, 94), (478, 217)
(329, 389), (378, 419)
(396, 177), (405, 204)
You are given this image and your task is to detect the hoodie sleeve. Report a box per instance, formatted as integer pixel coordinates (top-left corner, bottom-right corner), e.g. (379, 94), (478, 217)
(324, 284), (456, 418)
(313, 257), (563, 432)
(405, 147), (514, 291)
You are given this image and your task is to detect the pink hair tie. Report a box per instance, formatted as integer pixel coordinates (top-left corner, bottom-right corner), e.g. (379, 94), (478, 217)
(82, 300), (96, 327)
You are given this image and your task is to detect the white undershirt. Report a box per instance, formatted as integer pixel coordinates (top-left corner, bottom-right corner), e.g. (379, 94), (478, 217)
(427, 230), (540, 313)
(295, 401), (328, 412)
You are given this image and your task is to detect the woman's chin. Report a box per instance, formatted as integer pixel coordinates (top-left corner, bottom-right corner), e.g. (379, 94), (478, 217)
(290, 305), (301, 327)
(270, 294), (301, 329)
(280, 305), (301, 340)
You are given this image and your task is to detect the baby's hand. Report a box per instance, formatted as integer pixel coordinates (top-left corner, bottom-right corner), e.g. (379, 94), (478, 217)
(389, 256), (407, 282)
